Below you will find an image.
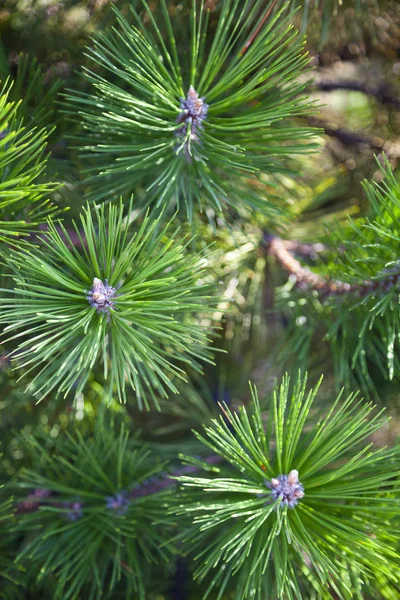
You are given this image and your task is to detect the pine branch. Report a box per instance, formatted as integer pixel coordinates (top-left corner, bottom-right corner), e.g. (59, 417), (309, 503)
(6, 423), (179, 599)
(279, 238), (327, 258)
(265, 233), (352, 295)
(0, 201), (217, 407)
(0, 475), (18, 586)
(316, 120), (385, 151)
(0, 53), (63, 132)
(67, 0), (319, 221)
(309, 117), (400, 159)
(272, 162), (400, 391)
(265, 232), (400, 297)
(176, 373), (400, 599)
(15, 454), (223, 513)
(0, 81), (59, 241)
(2, 2), (400, 599)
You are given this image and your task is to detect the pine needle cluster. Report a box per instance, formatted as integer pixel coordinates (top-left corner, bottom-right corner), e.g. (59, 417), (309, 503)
(6, 421), (176, 599)
(0, 201), (216, 407)
(1, 1), (400, 599)
(0, 82), (58, 241)
(275, 163), (400, 393)
(68, 0), (317, 220)
(176, 375), (400, 598)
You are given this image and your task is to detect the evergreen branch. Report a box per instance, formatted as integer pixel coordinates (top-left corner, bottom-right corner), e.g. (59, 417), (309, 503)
(309, 117), (400, 159)
(317, 120), (385, 151)
(0, 201), (217, 407)
(0, 52), (63, 132)
(266, 233), (400, 297)
(0, 81), (59, 241)
(0, 468), (18, 585)
(67, 0), (319, 221)
(279, 238), (327, 258)
(273, 162), (400, 391)
(7, 423), (178, 600)
(15, 454), (224, 513)
(265, 233), (351, 295)
(175, 373), (400, 599)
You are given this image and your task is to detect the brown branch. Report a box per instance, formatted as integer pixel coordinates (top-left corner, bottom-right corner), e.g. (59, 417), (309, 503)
(265, 234), (353, 295)
(264, 234), (400, 297)
(308, 117), (400, 160)
(240, 0), (278, 57)
(14, 455), (223, 514)
(309, 117), (385, 150)
(280, 239), (327, 259)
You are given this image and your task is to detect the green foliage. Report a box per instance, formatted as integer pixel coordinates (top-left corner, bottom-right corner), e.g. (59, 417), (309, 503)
(292, 0), (377, 41)
(0, 50), (63, 131)
(6, 420), (175, 599)
(176, 373), (400, 599)
(276, 163), (400, 394)
(0, 201), (216, 407)
(0, 485), (15, 583)
(68, 0), (317, 221)
(0, 82), (58, 241)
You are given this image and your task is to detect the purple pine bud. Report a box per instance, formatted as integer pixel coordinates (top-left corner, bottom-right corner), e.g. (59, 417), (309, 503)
(17, 488), (52, 513)
(31, 488), (51, 499)
(87, 277), (116, 315)
(265, 469), (304, 509)
(176, 86), (208, 159)
(106, 492), (130, 515)
(65, 501), (84, 521)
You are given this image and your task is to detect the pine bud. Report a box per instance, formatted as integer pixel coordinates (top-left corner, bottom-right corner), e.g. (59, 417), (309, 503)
(106, 492), (130, 515)
(65, 501), (84, 522)
(87, 277), (116, 315)
(176, 86), (208, 159)
(266, 470), (305, 508)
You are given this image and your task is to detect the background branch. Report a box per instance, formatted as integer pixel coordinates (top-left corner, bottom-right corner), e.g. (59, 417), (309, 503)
(264, 233), (400, 297)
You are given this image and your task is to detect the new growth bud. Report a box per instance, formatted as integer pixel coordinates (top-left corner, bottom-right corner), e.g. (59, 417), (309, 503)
(87, 277), (116, 315)
(106, 492), (130, 515)
(266, 469), (304, 508)
(176, 86), (208, 159)
(66, 501), (84, 522)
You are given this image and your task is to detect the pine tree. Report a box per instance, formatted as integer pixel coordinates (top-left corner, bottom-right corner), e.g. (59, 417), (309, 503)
(1, 1), (400, 599)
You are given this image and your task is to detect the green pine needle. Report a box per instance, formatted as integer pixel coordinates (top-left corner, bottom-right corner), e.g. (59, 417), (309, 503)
(0, 463), (17, 586)
(0, 81), (59, 241)
(67, 0), (319, 221)
(0, 51), (63, 132)
(0, 201), (216, 408)
(8, 422), (176, 600)
(175, 373), (400, 599)
(276, 161), (400, 395)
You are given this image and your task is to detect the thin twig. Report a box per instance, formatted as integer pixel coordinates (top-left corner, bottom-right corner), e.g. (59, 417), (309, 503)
(265, 234), (353, 295)
(281, 239), (327, 258)
(308, 117), (400, 159)
(309, 117), (384, 150)
(14, 455), (223, 514)
(240, 0), (278, 57)
(264, 233), (400, 297)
